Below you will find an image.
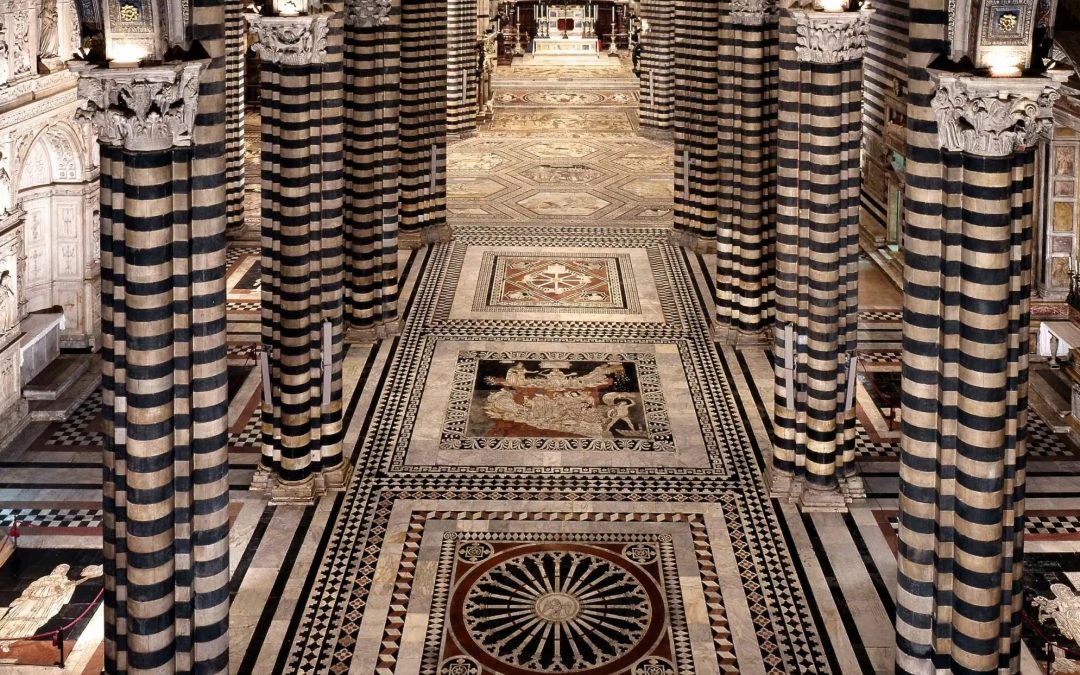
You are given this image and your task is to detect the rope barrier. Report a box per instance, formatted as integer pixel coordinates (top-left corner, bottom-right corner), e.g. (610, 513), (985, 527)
(0, 587), (104, 643)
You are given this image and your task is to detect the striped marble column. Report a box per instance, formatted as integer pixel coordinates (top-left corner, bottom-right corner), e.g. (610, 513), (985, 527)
(896, 71), (1065, 674)
(225, 0), (248, 239)
(769, 8), (870, 511)
(342, 0), (401, 338)
(670, 0), (719, 251)
(248, 13), (347, 503)
(638, 0), (674, 137)
(77, 55), (231, 672)
(446, 0), (478, 136)
(398, 0), (449, 248)
(714, 0), (779, 342)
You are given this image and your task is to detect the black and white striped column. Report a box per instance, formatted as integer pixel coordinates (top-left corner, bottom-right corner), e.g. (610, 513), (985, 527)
(225, 0), (248, 239)
(446, 0), (478, 136)
(248, 12), (347, 502)
(770, 7), (870, 511)
(638, 0), (674, 137)
(714, 1), (779, 342)
(670, 0), (719, 251)
(78, 54), (231, 672)
(342, 1), (401, 339)
(896, 71), (1064, 674)
(398, 0), (450, 248)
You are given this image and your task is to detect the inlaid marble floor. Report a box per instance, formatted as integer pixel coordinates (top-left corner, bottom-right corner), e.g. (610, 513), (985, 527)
(3, 61), (1080, 675)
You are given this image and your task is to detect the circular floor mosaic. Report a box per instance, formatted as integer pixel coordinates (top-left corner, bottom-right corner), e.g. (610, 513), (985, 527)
(452, 544), (664, 673)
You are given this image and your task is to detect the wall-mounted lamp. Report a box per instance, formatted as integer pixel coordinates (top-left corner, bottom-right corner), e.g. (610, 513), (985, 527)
(106, 41), (149, 67)
(986, 47), (1023, 77)
(818, 0), (847, 12)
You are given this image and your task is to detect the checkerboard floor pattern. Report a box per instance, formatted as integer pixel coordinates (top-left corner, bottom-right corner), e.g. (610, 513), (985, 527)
(855, 408), (1075, 461)
(45, 390), (103, 446)
(1028, 413), (1075, 458)
(0, 507), (103, 528)
(858, 311), (902, 322)
(226, 246), (259, 268)
(230, 411), (262, 449)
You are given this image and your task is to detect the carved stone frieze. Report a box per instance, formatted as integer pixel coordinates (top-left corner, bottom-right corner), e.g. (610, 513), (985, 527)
(731, 0), (778, 26)
(247, 14), (329, 65)
(73, 60), (206, 152)
(790, 9), (872, 64)
(344, 0), (390, 28)
(930, 70), (1066, 157)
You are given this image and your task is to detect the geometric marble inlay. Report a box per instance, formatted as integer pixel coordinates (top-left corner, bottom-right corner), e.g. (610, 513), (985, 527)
(474, 252), (638, 314)
(518, 191), (611, 217)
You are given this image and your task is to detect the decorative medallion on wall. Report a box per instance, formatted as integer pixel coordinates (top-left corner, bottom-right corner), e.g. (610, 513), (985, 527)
(432, 535), (683, 675)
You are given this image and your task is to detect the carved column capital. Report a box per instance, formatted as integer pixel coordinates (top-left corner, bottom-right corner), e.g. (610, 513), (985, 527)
(246, 14), (330, 66)
(344, 0), (390, 28)
(730, 0), (777, 26)
(789, 9), (872, 64)
(73, 61), (207, 153)
(929, 70), (1067, 156)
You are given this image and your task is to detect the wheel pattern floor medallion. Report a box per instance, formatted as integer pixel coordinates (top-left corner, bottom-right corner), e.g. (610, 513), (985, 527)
(439, 539), (679, 674)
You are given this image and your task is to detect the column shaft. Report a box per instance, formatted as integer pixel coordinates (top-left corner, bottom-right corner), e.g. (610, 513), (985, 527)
(638, 0), (674, 135)
(896, 67), (1061, 672)
(672, 0), (719, 249)
(715, 13), (778, 338)
(343, 20), (401, 335)
(770, 8), (869, 509)
(88, 56), (230, 673)
(399, 0), (449, 247)
(447, 0), (479, 136)
(225, 0), (247, 237)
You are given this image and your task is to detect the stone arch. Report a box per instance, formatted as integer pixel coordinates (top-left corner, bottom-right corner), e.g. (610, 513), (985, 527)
(16, 122), (86, 190)
(16, 120), (98, 348)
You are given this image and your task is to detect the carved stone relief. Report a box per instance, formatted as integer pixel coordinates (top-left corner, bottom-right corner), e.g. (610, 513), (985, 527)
(791, 9), (872, 64)
(12, 11), (32, 78)
(731, 0), (777, 26)
(930, 71), (1065, 156)
(345, 0), (391, 28)
(247, 14), (330, 66)
(74, 60), (206, 152)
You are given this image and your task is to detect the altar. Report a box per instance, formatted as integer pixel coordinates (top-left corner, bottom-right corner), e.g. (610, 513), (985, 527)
(533, 4), (598, 55)
(534, 37), (597, 54)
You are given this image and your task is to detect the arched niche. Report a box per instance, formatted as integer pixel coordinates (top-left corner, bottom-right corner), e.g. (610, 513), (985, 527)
(16, 122), (99, 349)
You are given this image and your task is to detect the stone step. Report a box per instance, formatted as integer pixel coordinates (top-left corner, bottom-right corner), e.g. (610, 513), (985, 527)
(28, 369), (100, 423)
(22, 354), (90, 401)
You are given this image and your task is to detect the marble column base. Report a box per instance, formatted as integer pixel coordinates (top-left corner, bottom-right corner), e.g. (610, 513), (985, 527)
(764, 464), (857, 513)
(639, 126), (674, 142)
(797, 484), (849, 513)
(252, 467), (343, 505)
(345, 318), (402, 343)
(711, 322), (772, 347)
(666, 229), (713, 254)
(399, 224), (452, 250)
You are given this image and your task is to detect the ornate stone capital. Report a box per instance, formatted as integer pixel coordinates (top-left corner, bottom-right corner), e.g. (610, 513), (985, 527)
(929, 70), (1067, 156)
(790, 9), (872, 64)
(731, 0), (778, 25)
(73, 61), (206, 152)
(247, 14), (329, 65)
(344, 0), (390, 28)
